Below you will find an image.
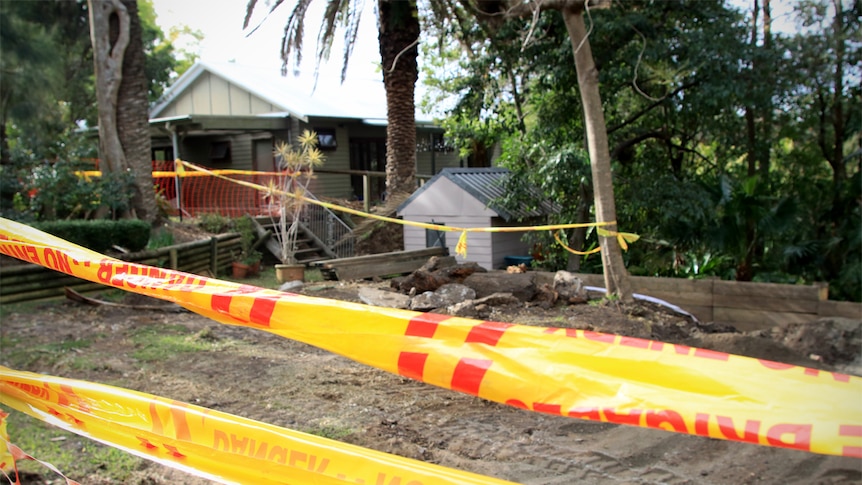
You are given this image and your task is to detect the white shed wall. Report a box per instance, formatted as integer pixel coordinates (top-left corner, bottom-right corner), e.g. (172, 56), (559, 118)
(402, 214), (495, 270)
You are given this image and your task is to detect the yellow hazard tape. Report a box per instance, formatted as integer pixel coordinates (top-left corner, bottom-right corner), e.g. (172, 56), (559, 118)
(0, 217), (860, 462)
(80, 163), (637, 258)
(174, 160), (631, 258)
(0, 370), (512, 485)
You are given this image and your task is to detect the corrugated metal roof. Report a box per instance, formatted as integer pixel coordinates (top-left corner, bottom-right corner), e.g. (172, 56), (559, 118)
(399, 167), (559, 221)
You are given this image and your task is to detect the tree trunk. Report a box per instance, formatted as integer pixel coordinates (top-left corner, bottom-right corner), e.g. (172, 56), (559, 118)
(88, 0), (158, 222)
(377, 0), (420, 200)
(561, 4), (632, 301)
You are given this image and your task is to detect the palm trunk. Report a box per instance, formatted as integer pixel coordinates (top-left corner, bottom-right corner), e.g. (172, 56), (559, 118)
(377, 0), (420, 200)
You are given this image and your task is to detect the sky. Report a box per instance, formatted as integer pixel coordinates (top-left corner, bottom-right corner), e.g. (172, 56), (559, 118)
(150, 0), (382, 84)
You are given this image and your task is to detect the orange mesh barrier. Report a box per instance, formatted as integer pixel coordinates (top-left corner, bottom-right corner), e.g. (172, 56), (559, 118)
(148, 161), (284, 218)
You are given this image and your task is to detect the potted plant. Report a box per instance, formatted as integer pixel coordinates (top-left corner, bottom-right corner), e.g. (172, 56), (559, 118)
(267, 130), (325, 283)
(232, 214), (262, 278)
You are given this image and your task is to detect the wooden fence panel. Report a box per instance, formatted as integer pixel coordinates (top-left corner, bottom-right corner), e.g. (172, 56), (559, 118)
(0, 234), (241, 304)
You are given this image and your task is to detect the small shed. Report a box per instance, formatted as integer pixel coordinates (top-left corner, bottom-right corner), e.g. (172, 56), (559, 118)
(396, 167), (557, 270)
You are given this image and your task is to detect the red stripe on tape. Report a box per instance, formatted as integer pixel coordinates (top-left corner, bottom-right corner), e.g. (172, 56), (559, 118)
(249, 295), (278, 327)
(450, 358), (492, 395)
(405, 313), (450, 338)
(397, 352), (429, 381)
(211, 294), (232, 313)
(465, 321), (513, 346)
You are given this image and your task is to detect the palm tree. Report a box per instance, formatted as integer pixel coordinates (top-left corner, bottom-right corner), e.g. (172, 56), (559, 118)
(245, 0), (420, 200)
(89, 0), (158, 222)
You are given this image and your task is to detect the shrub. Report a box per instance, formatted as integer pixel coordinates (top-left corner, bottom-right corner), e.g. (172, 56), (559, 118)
(34, 220), (151, 253)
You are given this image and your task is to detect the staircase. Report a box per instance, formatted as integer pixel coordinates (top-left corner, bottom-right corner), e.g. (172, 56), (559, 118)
(254, 195), (354, 265)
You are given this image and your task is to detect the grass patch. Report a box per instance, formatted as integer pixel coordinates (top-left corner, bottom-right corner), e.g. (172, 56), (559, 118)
(304, 424), (354, 441)
(130, 324), (226, 362)
(5, 411), (141, 482)
(2, 338), (92, 369)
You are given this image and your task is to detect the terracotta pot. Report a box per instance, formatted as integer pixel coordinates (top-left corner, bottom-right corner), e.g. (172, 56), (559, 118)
(275, 263), (305, 283)
(248, 260), (261, 276)
(232, 261), (250, 279)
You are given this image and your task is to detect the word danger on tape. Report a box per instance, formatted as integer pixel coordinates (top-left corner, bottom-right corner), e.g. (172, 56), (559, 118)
(0, 367), (513, 485)
(1, 217), (860, 460)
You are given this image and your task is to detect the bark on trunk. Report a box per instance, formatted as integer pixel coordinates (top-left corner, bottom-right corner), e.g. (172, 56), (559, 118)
(89, 0), (157, 222)
(562, 4), (632, 301)
(377, 0), (419, 200)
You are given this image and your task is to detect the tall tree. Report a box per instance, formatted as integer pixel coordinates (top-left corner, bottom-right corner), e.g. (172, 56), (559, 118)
(88, 0), (158, 222)
(245, 0), (420, 200)
(451, 0), (632, 299)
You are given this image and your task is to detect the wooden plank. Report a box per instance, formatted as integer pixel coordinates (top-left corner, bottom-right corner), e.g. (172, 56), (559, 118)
(630, 275), (714, 295)
(713, 307), (818, 331)
(713, 293), (819, 314)
(713, 280), (824, 301)
(818, 300), (862, 319)
(314, 247), (446, 269)
(334, 259), (431, 281)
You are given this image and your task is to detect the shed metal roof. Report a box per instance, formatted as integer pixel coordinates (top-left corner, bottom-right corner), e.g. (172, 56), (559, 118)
(398, 167), (559, 221)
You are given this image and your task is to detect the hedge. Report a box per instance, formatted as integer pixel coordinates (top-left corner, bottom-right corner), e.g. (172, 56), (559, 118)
(33, 220), (151, 253)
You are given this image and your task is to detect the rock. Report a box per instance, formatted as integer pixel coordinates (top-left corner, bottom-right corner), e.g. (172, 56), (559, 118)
(358, 287), (411, 309)
(435, 283), (476, 304)
(410, 291), (448, 311)
(553, 271), (587, 303)
(447, 300), (478, 318)
(474, 292), (522, 307)
(278, 281), (304, 292)
(463, 271), (537, 302)
(418, 255), (458, 272)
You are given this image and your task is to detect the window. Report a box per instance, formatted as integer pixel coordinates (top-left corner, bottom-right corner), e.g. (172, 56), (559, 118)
(426, 221), (446, 248)
(210, 141), (231, 162)
(315, 128), (337, 150)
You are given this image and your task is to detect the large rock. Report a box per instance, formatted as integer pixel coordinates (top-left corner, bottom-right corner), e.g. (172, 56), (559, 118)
(553, 270), (587, 303)
(358, 287), (411, 309)
(435, 283), (476, 303)
(410, 291), (448, 311)
(463, 272), (538, 302)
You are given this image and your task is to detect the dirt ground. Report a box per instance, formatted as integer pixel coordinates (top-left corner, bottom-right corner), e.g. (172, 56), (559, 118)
(1, 220), (861, 484)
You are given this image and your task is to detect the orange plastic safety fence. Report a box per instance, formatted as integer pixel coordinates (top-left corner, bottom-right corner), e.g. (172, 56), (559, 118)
(150, 164), (284, 218)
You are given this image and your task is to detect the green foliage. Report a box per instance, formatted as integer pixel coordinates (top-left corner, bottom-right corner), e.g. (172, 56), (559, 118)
(426, 0), (860, 300)
(197, 213), (231, 233)
(34, 220), (151, 253)
(1, 0), (198, 164)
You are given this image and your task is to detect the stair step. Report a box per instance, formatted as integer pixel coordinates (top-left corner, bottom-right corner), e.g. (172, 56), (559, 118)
(300, 256), (332, 264)
(294, 247), (322, 255)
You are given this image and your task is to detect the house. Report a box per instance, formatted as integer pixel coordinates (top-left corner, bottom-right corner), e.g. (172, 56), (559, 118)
(397, 167), (558, 270)
(148, 61), (460, 203)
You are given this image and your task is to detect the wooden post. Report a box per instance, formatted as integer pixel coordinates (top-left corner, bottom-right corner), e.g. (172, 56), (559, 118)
(210, 237), (218, 275)
(363, 174), (370, 213)
(169, 248), (178, 270)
